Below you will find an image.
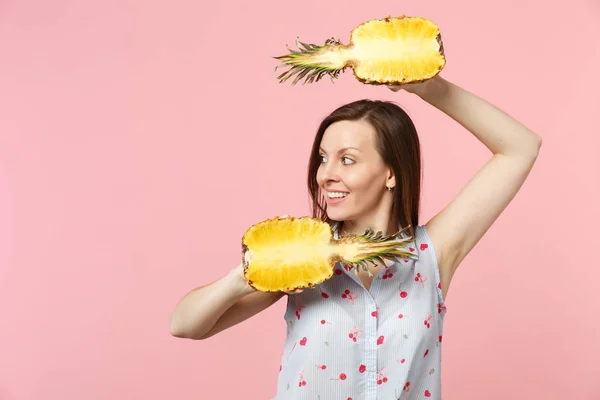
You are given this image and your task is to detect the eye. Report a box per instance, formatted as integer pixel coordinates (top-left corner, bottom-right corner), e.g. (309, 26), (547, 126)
(342, 156), (355, 165)
(319, 155), (327, 163)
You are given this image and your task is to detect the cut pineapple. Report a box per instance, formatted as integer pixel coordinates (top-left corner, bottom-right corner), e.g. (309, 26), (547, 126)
(274, 16), (445, 86)
(242, 216), (417, 292)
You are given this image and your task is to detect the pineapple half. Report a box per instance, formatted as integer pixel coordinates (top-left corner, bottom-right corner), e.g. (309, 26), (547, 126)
(242, 216), (418, 292)
(274, 15), (445, 86)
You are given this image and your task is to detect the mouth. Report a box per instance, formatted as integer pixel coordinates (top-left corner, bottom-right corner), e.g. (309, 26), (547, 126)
(325, 191), (349, 204)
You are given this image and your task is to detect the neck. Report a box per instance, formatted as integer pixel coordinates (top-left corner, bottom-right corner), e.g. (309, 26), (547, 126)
(340, 217), (399, 238)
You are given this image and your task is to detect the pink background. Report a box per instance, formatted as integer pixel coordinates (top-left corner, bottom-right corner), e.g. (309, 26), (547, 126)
(1, 0), (599, 399)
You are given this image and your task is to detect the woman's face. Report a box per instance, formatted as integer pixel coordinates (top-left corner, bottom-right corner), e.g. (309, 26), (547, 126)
(316, 119), (395, 226)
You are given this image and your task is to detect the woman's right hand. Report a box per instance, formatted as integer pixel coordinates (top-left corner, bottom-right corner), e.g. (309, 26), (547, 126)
(229, 262), (257, 296)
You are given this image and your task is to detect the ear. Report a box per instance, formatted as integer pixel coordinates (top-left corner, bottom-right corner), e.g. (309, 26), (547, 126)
(386, 169), (396, 189)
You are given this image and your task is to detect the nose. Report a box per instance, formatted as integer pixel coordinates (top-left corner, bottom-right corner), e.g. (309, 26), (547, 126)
(317, 159), (341, 185)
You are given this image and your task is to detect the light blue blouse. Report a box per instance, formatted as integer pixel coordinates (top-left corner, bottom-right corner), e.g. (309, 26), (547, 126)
(272, 225), (447, 399)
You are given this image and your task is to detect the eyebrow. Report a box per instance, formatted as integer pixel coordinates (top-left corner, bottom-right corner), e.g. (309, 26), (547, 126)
(319, 146), (361, 154)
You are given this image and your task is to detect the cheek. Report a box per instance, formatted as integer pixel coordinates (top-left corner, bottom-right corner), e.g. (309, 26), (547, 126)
(344, 170), (381, 192)
(316, 168), (325, 185)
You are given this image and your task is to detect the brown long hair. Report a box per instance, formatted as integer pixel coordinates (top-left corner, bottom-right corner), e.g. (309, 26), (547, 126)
(307, 99), (422, 239)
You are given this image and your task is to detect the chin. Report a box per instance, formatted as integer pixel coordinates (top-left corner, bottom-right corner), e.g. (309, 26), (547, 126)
(326, 208), (354, 223)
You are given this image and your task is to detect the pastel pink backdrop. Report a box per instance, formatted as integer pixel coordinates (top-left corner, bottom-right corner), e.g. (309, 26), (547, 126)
(0, 0), (598, 399)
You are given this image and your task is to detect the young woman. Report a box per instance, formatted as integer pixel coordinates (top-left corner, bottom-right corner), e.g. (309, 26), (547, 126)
(170, 75), (542, 399)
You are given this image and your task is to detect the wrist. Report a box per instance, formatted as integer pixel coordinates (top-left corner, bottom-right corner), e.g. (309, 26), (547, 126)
(226, 264), (256, 296)
(417, 75), (451, 102)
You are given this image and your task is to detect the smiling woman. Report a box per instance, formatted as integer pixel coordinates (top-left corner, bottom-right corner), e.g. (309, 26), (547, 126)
(308, 101), (422, 241)
(170, 74), (542, 400)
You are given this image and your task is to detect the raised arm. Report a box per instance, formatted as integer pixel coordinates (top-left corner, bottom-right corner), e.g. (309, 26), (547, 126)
(391, 76), (542, 298)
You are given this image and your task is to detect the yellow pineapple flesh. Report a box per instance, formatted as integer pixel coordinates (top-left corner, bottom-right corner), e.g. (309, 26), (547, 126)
(242, 216), (417, 292)
(274, 16), (445, 86)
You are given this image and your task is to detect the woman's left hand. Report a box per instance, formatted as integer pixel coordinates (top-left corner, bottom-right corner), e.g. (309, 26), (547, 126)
(387, 74), (443, 98)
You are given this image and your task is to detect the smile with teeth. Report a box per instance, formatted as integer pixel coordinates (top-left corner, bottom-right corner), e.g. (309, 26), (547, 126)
(327, 191), (349, 199)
